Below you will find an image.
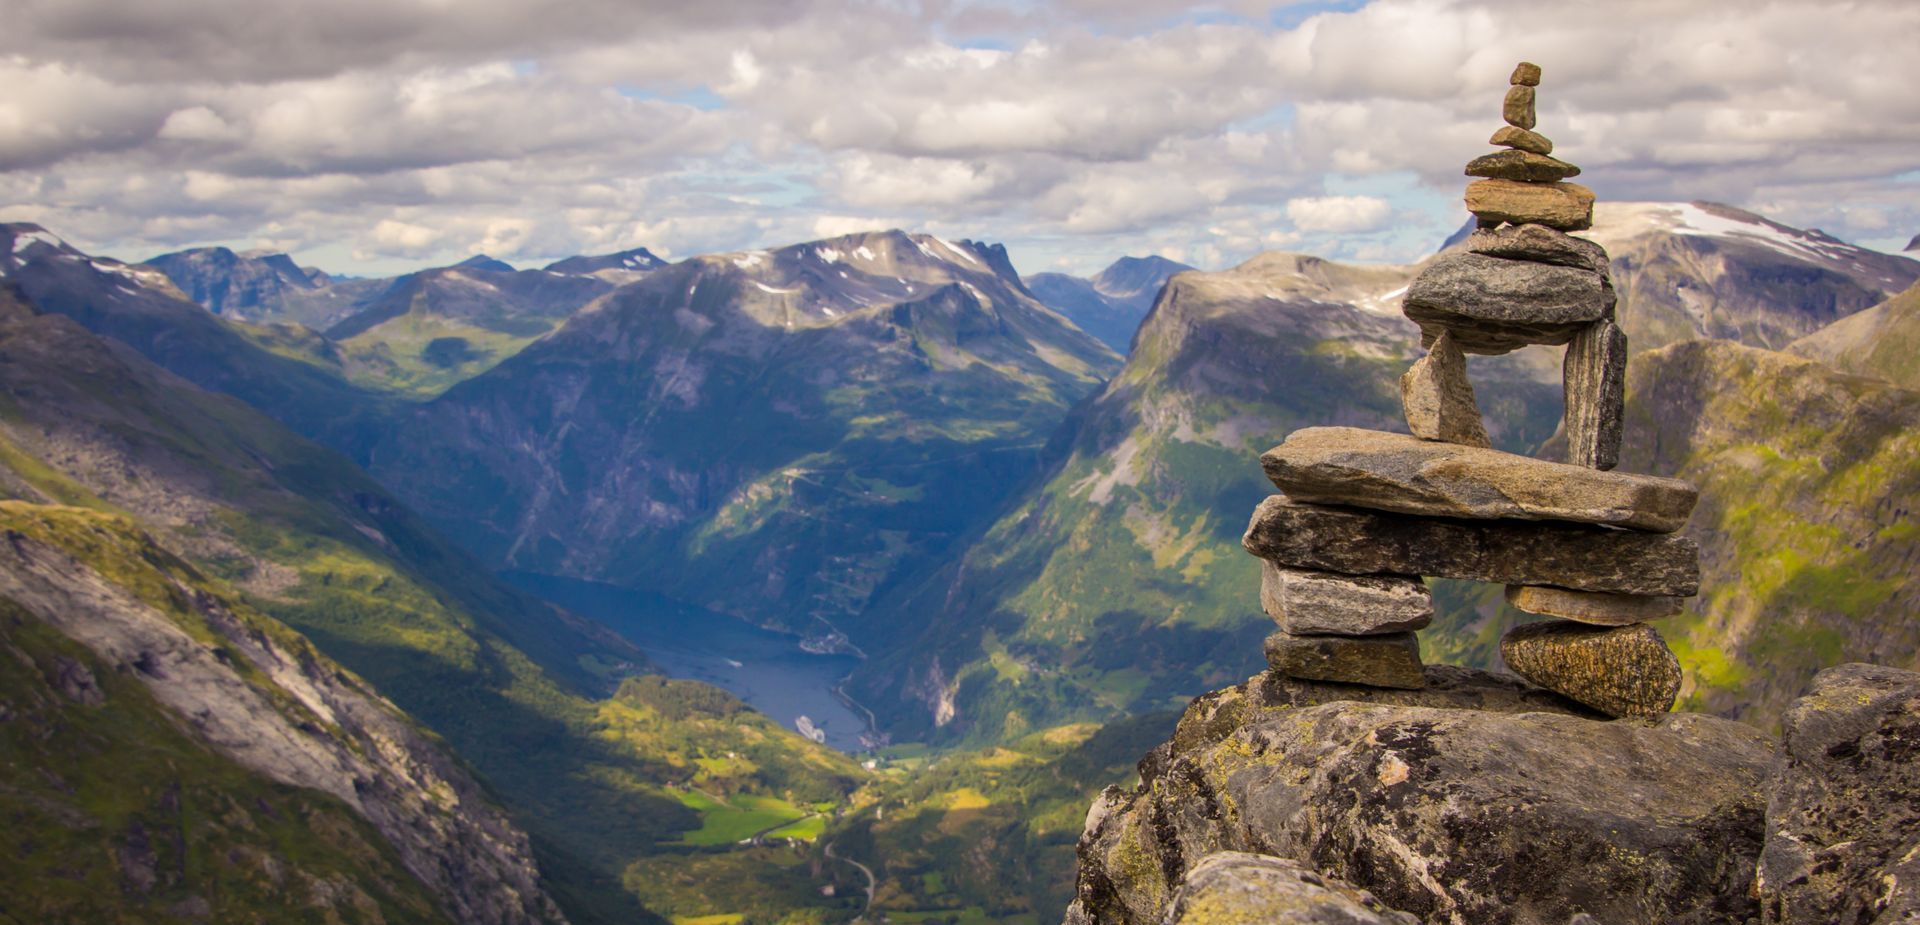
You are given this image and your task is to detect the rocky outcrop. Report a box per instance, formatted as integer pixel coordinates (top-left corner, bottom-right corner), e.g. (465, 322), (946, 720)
(1758, 663), (1920, 923)
(1067, 661), (1920, 925)
(1067, 666), (1776, 925)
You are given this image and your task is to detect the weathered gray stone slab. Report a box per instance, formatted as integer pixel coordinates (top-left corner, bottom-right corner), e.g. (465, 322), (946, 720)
(1465, 149), (1581, 182)
(1260, 426), (1699, 532)
(1489, 124), (1552, 155)
(1564, 319), (1628, 470)
(1261, 562), (1432, 635)
(1242, 495), (1701, 596)
(1264, 631), (1425, 690)
(1758, 664), (1920, 924)
(1403, 250), (1612, 354)
(1506, 584), (1683, 625)
(1398, 330), (1490, 447)
(1504, 84), (1536, 129)
(1501, 620), (1682, 718)
(1465, 222), (1610, 276)
(1465, 178), (1595, 232)
(1166, 853), (1419, 925)
(1510, 61), (1542, 86)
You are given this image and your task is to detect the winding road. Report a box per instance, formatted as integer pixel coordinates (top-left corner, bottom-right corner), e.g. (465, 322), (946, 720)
(824, 840), (876, 919)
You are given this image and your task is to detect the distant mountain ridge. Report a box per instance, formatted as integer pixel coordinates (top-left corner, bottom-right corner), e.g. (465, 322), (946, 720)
(1025, 254), (1193, 353)
(368, 228), (1121, 655)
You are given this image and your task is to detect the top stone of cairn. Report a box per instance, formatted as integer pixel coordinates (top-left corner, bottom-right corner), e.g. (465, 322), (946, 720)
(1467, 63), (1593, 233)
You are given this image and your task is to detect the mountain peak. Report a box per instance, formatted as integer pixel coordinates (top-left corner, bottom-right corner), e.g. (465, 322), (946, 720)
(455, 254), (516, 273)
(542, 246), (666, 275)
(1906, 233), (1919, 253)
(1092, 255), (1195, 298)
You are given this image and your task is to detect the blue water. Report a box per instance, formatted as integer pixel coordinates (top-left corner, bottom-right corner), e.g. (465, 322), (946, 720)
(505, 572), (873, 752)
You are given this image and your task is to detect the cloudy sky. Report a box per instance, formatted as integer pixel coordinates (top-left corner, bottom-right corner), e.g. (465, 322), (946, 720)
(2, 0), (1916, 277)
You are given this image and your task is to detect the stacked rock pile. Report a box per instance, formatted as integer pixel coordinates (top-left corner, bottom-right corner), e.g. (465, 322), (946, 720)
(1240, 62), (1697, 718)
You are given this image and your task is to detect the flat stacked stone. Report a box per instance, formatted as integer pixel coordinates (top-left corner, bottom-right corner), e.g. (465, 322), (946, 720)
(1261, 427), (1698, 532)
(1241, 62), (1695, 705)
(1260, 562), (1432, 635)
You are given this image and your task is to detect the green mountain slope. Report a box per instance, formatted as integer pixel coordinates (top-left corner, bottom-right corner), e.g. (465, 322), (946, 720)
(1789, 280), (1920, 390)
(0, 282), (865, 922)
(320, 264), (614, 397)
(0, 499), (562, 925)
(848, 252), (1565, 743)
(369, 230), (1121, 652)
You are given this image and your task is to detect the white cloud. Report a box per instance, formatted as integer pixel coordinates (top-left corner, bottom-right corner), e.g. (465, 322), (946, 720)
(364, 218), (444, 257)
(1286, 196), (1393, 233)
(1, 0), (1916, 278)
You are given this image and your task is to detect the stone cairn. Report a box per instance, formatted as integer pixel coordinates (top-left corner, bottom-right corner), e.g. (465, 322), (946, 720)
(1239, 62), (1699, 718)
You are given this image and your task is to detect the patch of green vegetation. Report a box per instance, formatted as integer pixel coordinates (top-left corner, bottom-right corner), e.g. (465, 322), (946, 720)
(811, 711), (1180, 925)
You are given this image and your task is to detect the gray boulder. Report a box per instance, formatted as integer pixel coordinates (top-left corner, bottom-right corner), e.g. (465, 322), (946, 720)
(1758, 663), (1920, 924)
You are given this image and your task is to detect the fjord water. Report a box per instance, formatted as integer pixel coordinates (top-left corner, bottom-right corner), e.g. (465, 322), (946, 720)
(507, 572), (873, 751)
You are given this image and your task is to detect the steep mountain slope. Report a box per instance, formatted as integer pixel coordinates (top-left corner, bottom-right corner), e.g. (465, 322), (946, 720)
(1, 223), (388, 452)
(322, 263), (613, 396)
(1423, 339), (1920, 731)
(0, 501), (564, 925)
(848, 252), (1566, 743)
(1582, 201), (1919, 350)
(0, 282), (876, 922)
(141, 245), (378, 328)
(1788, 280), (1920, 389)
(1026, 255), (1194, 353)
(369, 230), (1121, 650)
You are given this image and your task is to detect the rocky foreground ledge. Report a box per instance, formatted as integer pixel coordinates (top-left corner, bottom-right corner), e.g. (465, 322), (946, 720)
(1063, 662), (1920, 925)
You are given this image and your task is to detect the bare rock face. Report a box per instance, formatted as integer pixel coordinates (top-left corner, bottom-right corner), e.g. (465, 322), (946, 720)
(1261, 563), (1432, 636)
(1758, 663), (1920, 924)
(1260, 427), (1699, 532)
(1066, 666), (1776, 925)
(1506, 584), (1682, 625)
(1162, 853), (1419, 925)
(1399, 330), (1491, 448)
(1243, 495), (1701, 596)
(1465, 179), (1596, 233)
(1264, 631), (1426, 689)
(1466, 223), (1610, 277)
(1500, 620), (1683, 717)
(1563, 319), (1629, 470)
(1403, 251), (1612, 353)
